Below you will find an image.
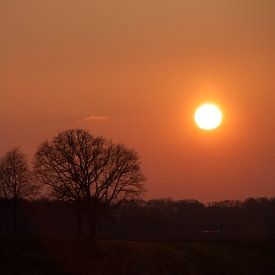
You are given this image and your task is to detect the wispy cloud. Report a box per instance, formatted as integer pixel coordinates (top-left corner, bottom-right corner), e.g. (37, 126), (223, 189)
(81, 115), (110, 121)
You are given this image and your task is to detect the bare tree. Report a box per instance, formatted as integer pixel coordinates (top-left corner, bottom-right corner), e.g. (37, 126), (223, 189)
(34, 129), (145, 237)
(0, 147), (35, 234)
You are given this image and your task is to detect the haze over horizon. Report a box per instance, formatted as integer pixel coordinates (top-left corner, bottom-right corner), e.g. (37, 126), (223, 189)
(1, 0), (275, 202)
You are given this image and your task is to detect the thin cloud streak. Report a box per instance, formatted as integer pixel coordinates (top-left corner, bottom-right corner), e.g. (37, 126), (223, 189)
(81, 115), (111, 121)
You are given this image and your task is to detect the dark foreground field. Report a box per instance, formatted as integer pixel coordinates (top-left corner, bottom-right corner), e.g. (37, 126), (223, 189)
(1, 237), (275, 275)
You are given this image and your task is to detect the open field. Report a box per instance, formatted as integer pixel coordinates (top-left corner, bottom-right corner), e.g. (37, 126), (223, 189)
(0, 237), (275, 274)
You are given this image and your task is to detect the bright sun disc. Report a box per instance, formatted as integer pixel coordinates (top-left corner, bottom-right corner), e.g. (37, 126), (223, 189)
(194, 103), (223, 130)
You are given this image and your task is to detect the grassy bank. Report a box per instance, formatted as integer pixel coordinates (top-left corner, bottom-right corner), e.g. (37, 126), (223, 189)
(0, 237), (275, 274)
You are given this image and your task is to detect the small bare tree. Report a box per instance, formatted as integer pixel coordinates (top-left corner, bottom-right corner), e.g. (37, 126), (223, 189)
(34, 129), (145, 237)
(0, 148), (36, 234)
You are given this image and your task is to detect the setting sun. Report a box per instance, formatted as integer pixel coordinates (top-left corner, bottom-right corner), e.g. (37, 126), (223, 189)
(194, 103), (223, 130)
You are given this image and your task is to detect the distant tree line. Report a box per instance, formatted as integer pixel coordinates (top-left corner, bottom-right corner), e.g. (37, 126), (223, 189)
(1, 128), (274, 239)
(0, 197), (274, 238)
(0, 129), (145, 237)
(108, 198), (275, 239)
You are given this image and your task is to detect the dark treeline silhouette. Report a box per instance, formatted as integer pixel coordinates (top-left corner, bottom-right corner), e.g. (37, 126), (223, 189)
(0, 129), (145, 237)
(0, 197), (274, 239)
(0, 148), (38, 234)
(1, 129), (275, 240)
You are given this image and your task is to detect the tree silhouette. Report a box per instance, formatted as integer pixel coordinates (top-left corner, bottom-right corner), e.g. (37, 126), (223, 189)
(0, 147), (35, 234)
(34, 129), (145, 236)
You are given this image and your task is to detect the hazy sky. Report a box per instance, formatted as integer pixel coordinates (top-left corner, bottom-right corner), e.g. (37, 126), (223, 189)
(1, 0), (274, 201)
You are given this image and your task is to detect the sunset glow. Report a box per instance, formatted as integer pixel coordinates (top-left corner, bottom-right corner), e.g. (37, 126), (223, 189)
(1, 0), (275, 202)
(194, 104), (223, 131)
(1, 1), (275, 272)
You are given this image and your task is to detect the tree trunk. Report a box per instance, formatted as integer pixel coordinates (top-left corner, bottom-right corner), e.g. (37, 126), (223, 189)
(88, 207), (96, 238)
(12, 206), (17, 235)
(76, 211), (83, 236)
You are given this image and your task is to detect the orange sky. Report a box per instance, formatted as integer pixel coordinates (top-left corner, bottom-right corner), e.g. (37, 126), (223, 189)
(1, 0), (275, 201)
